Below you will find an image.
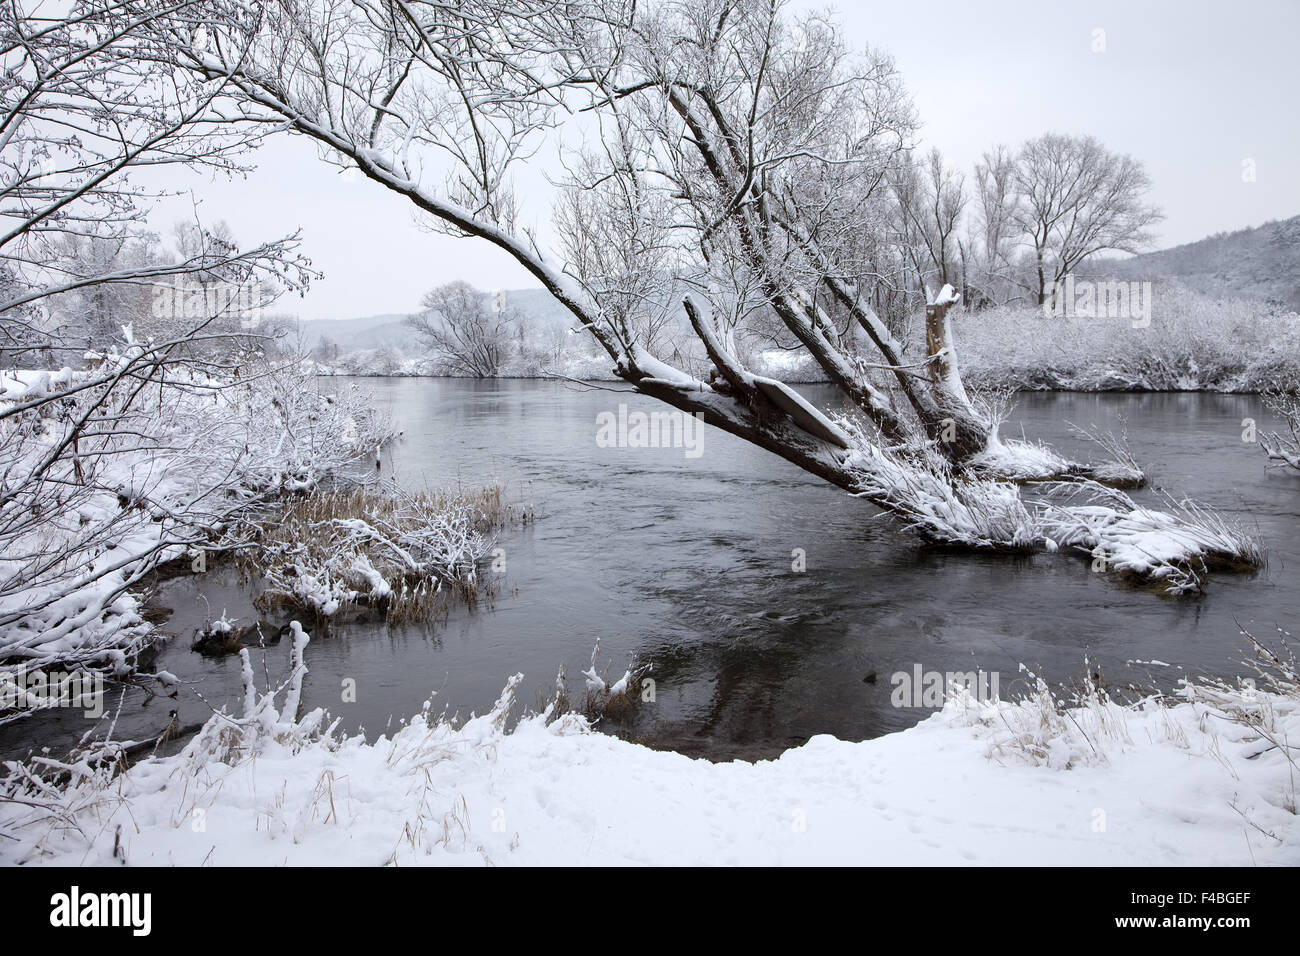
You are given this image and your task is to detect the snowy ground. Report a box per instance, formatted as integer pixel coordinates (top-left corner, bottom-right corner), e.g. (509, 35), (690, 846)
(3, 649), (1296, 866)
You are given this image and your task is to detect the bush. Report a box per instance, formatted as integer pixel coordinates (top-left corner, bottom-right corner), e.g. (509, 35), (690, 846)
(949, 282), (1300, 392)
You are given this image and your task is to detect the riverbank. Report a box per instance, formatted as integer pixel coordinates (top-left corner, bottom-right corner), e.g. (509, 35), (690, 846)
(306, 285), (1300, 393)
(2, 641), (1296, 866)
(0, 354), (391, 713)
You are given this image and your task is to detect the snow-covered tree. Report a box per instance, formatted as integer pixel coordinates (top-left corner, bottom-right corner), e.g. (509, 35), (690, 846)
(1011, 133), (1163, 306)
(968, 145), (1021, 308)
(1, 2), (311, 350)
(893, 148), (967, 293)
(407, 281), (514, 378)
(0, 1), (345, 690)
(140, 0), (1257, 585)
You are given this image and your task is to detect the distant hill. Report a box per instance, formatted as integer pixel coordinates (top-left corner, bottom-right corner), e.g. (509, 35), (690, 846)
(1096, 213), (1300, 311)
(297, 313), (412, 352)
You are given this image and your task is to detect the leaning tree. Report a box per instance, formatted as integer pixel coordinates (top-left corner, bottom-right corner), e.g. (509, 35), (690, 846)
(144, 0), (1258, 590)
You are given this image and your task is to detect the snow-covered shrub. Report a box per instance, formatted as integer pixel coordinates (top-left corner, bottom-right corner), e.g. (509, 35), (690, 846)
(1261, 376), (1300, 470)
(191, 367), (391, 497)
(0, 343), (389, 701)
(950, 282), (1299, 392)
(180, 621), (322, 768)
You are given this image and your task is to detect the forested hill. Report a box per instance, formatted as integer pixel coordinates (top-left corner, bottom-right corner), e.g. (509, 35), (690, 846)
(1099, 214), (1300, 310)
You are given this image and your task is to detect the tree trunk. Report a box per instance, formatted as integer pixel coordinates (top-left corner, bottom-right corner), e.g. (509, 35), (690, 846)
(923, 292), (987, 461)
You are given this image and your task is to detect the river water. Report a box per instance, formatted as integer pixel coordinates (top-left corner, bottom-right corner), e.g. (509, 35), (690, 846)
(5, 381), (1297, 761)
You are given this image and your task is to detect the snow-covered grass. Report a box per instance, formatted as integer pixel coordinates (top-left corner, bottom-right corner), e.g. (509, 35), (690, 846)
(1041, 484), (1265, 595)
(568, 639), (644, 725)
(950, 283), (1299, 392)
(2, 627), (1296, 866)
(968, 434), (1073, 482)
(840, 425), (1260, 591)
(240, 483), (511, 624)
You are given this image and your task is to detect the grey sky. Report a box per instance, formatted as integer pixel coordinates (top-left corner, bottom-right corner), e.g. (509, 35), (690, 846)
(149, 0), (1300, 321)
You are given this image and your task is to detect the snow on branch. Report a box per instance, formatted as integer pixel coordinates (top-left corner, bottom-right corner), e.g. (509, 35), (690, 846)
(0, 353), (391, 697)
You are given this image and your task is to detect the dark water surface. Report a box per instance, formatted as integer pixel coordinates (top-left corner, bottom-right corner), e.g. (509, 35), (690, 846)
(6, 381), (1298, 761)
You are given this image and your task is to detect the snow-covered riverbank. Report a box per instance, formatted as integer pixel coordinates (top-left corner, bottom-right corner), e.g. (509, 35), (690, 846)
(306, 285), (1300, 394)
(0, 349), (389, 696)
(3, 637), (1296, 866)
(952, 288), (1299, 393)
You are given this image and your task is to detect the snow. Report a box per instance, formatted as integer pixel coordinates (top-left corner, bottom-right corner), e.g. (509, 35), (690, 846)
(288, 567), (351, 617)
(931, 283), (961, 307)
(0, 370), (51, 401)
(969, 434), (1072, 481)
(751, 374), (851, 448)
(346, 553), (392, 601)
(627, 345), (708, 391)
(3, 664), (1296, 866)
(608, 670), (632, 696)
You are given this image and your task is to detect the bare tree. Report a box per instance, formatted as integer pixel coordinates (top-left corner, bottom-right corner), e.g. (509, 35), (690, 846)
(968, 145), (1020, 308)
(407, 281), (512, 377)
(894, 148), (966, 293)
(1011, 133), (1163, 305)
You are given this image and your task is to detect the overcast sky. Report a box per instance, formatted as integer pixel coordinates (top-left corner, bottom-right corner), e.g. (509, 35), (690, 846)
(148, 0), (1300, 321)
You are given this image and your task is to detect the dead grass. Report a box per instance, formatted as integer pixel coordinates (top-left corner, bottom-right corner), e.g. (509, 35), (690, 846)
(546, 643), (650, 728)
(234, 482), (520, 626)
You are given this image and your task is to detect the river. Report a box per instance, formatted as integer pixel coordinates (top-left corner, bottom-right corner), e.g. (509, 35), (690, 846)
(4, 381), (1297, 762)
